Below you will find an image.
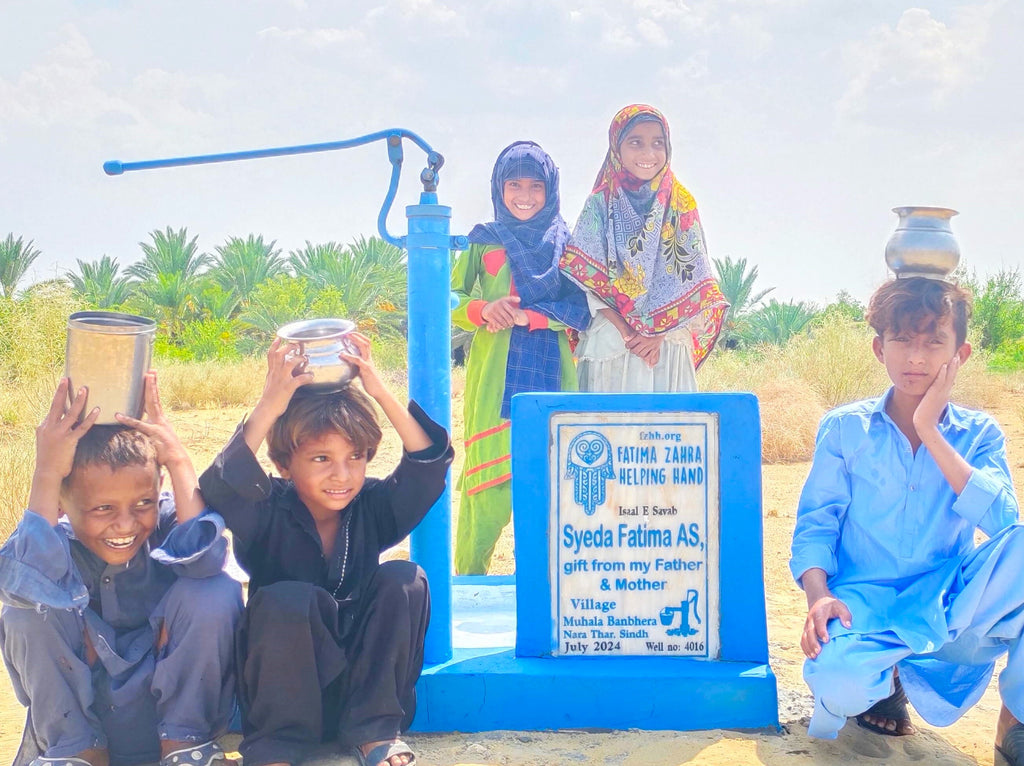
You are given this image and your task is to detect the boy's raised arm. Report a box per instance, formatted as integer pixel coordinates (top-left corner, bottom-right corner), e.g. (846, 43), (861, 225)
(28, 379), (100, 525)
(116, 371), (204, 523)
(341, 333), (433, 453)
(243, 337), (314, 454)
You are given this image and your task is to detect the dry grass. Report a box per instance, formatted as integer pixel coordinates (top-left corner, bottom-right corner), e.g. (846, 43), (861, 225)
(157, 358), (267, 410)
(785, 319), (889, 408)
(0, 286), (81, 386)
(756, 380), (826, 463)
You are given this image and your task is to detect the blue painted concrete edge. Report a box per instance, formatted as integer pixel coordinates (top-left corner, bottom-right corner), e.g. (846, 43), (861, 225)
(414, 647), (778, 732)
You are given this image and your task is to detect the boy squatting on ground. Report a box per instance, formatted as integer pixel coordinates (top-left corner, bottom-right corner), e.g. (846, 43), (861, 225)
(198, 333), (453, 766)
(790, 277), (1024, 763)
(0, 373), (243, 766)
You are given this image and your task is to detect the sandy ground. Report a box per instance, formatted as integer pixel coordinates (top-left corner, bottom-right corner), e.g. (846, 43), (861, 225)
(2, 399), (1023, 766)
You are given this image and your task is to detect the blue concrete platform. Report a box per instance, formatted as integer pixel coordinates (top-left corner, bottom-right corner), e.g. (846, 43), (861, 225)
(412, 393), (779, 734)
(416, 646), (777, 731)
(414, 576), (778, 732)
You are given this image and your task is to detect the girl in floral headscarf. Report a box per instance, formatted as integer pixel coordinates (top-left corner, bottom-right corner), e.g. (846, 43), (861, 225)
(452, 141), (590, 574)
(560, 104), (728, 391)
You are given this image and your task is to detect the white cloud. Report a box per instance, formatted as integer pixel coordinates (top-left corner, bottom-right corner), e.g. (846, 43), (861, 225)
(636, 17), (671, 47)
(365, 0), (469, 37)
(257, 25), (364, 48)
(0, 25), (124, 132)
(837, 4), (1000, 122)
(0, 23), (234, 149)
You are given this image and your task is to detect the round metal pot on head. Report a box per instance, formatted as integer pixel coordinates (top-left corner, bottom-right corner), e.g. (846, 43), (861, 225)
(65, 311), (157, 424)
(276, 318), (360, 390)
(885, 206), (960, 280)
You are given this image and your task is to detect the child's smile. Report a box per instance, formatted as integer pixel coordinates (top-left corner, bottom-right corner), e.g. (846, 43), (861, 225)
(61, 462), (161, 566)
(277, 431), (368, 521)
(619, 121), (668, 182)
(502, 177), (546, 221)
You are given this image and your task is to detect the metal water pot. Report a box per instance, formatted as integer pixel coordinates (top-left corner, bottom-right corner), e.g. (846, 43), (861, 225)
(276, 318), (360, 389)
(884, 206), (960, 279)
(65, 311), (156, 424)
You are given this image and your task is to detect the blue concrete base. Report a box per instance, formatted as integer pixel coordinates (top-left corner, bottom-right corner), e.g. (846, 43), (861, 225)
(413, 647), (779, 732)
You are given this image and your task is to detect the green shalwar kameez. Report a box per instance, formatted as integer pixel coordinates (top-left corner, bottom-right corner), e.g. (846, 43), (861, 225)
(452, 242), (578, 574)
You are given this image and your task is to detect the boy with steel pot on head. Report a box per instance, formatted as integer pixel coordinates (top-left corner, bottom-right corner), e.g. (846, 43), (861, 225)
(791, 276), (1024, 764)
(199, 332), (453, 766)
(0, 374), (243, 766)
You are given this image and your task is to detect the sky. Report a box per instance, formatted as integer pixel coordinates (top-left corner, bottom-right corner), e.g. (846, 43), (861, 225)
(2, 0), (1022, 306)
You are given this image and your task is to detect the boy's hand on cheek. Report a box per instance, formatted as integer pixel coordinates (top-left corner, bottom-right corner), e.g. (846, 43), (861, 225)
(913, 354), (960, 438)
(802, 595), (852, 659)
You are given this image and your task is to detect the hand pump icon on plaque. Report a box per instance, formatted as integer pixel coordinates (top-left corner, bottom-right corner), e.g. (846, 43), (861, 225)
(661, 589), (702, 637)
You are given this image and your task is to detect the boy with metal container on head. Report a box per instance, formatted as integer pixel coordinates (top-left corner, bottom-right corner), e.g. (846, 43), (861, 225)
(0, 373), (243, 766)
(791, 276), (1024, 764)
(198, 331), (453, 766)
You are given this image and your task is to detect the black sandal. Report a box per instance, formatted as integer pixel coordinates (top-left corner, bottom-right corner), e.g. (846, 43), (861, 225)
(997, 722), (1024, 765)
(855, 674), (915, 736)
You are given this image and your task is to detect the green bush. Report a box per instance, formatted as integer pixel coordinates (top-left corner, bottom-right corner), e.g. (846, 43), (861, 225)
(178, 318), (244, 362)
(972, 269), (1024, 351)
(0, 283), (82, 384)
(988, 340), (1024, 373)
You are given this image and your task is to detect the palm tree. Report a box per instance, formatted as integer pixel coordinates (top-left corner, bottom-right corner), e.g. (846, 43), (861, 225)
(194, 278), (241, 321)
(740, 300), (818, 346)
(0, 234), (42, 299)
(67, 255), (136, 308)
(287, 240), (347, 283)
(287, 237), (407, 335)
(712, 255), (774, 349)
(210, 235), (284, 307)
(127, 227), (211, 337)
(128, 227), (210, 282)
(239, 275), (312, 336)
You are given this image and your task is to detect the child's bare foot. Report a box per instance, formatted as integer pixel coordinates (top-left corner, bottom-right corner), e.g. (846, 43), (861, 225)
(356, 739), (415, 766)
(855, 671), (915, 736)
(858, 712), (916, 735)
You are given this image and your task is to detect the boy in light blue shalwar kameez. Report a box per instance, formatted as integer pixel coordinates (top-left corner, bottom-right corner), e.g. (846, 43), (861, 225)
(790, 277), (1024, 764)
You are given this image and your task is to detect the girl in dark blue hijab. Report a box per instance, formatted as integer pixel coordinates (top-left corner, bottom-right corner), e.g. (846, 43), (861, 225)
(452, 141), (590, 574)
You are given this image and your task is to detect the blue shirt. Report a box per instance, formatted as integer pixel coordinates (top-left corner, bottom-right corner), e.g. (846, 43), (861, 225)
(0, 494), (227, 627)
(790, 389), (1018, 653)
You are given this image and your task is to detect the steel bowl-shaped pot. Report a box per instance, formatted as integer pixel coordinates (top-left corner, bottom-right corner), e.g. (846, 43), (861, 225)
(65, 311), (156, 423)
(885, 206), (960, 280)
(276, 318), (360, 389)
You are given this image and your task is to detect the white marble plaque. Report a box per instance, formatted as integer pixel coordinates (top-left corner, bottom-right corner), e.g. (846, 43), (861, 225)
(550, 412), (720, 658)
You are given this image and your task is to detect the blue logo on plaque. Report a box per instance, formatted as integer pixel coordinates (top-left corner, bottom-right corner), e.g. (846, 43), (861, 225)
(661, 590), (702, 637)
(565, 431), (614, 516)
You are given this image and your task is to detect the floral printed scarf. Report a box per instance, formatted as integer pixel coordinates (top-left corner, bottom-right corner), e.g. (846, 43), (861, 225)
(559, 104), (727, 369)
